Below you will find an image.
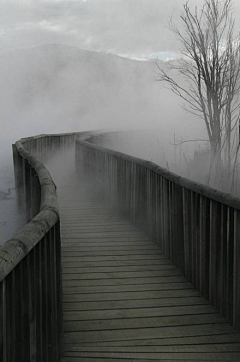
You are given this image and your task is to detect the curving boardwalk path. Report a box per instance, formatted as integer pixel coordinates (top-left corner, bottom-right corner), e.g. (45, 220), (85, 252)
(57, 176), (240, 361)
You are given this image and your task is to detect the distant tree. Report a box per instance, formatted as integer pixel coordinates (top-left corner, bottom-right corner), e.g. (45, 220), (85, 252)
(158, 0), (240, 190)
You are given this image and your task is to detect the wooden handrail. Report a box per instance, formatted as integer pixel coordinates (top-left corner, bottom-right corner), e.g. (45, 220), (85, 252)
(76, 132), (240, 331)
(0, 142), (59, 281)
(79, 133), (240, 210)
(1, 128), (239, 361)
(0, 131), (96, 362)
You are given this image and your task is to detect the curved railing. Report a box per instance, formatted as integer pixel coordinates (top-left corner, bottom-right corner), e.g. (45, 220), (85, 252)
(0, 131), (94, 362)
(76, 132), (240, 331)
(1, 129), (240, 362)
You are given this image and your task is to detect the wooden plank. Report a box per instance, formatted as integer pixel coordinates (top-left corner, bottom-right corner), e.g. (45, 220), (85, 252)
(61, 254), (163, 261)
(61, 222), (132, 226)
(61, 237), (152, 243)
(60, 225), (140, 230)
(61, 259), (172, 267)
(63, 314), (225, 332)
(61, 358), (222, 362)
(62, 281), (193, 294)
(62, 275), (194, 287)
(63, 289), (202, 302)
(60, 228), (148, 234)
(70, 333), (240, 347)
(62, 264), (176, 274)
(61, 239), (153, 246)
(61, 228), (146, 234)
(62, 296), (208, 311)
(61, 238), (155, 244)
(60, 215), (127, 220)
(61, 245), (159, 252)
(65, 343), (240, 352)
(61, 240), (155, 246)
(58, 176), (240, 362)
(61, 250), (164, 256)
(62, 350), (240, 360)
(61, 234), (151, 240)
(64, 304), (216, 321)
(62, 269), (183, 280)
(63, 323), (236, 343)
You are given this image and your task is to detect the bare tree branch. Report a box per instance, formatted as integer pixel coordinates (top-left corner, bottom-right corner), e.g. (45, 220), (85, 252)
(157, 0), (240, 176)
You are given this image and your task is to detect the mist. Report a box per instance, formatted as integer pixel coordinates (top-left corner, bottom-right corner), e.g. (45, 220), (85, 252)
(0, 44), (206, 243)
(2, 0), (238, 244)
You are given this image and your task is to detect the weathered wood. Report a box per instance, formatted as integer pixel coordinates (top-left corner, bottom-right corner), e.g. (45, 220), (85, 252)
(20, 256), (31, 361)
(12, 144), (25, 214)
(76, 132), (240, 331)
(63, 304), (216, 321)
(61, 257), (170, 265)
(0, 133), (81, 361)
(0, 143), (59, 281)
(77, 135), (240, 209)
(61, 358), (239, 362)
(3, 129), (240, 360)
(64, 323), (236, 344)
(64, 314), (225, 333)
(61, 244), (160, 252)
(62, 253), (164, 261)
(77, 333), (240, 346)
(62, 281), (194, 294)
(60, 175), (240, 362)
(233, 209), (240, 330)
(61, 249), (164, 257)
(63, 296), (209, 312)
(2, 280), (6, 362)
(63, 289), (201, 303)
(61, 263), (174, 272)
(29, 247), (37, 362)
(62, 351), (240, 360)
(0, 282), (3, 361)
(62, 275), (199, 288)
(65, 343), (240, 352)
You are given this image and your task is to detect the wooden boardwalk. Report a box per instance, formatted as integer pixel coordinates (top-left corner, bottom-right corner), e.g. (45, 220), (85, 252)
(58, 177), (240, 362)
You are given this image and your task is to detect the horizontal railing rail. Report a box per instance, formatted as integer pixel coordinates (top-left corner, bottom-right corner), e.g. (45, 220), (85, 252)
(0, 131), (96, 362)
(76, 133), (240, 331)
(0, 137), (62, 362)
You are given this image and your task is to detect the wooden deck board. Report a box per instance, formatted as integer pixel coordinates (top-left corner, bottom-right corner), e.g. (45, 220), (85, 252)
(59, 179), (240, 361)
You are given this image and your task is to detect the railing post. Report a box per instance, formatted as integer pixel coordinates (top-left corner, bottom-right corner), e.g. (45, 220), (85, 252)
(36, 241), (43, 362)
(42, 235), (49, 362)
(29, 248), (37, 362)
(233, 209), (240, 330)
(11, 270), (16, 361)
(1, 280), (6, 362)
(24, 161), (32, 223)
(12, 144), (25, 213)
(0, 282), (2, 361)
(20, 258), (31, 361)
(172, 184), (185, 273)
(55, 221), (63, 359)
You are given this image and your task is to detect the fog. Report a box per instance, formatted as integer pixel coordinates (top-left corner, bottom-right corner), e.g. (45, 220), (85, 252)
(1, 0), (238, 244)
(0, 44), (206, 244)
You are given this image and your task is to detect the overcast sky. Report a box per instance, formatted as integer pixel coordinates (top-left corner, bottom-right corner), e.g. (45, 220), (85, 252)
(1, 0), (240, 60)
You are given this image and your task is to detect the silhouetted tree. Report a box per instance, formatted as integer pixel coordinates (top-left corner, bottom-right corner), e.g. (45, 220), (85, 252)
(158, 0), (240, 190)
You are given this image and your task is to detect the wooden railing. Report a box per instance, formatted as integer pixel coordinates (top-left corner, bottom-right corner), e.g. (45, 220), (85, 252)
(76, 134), (240, 331)
(0, 132), (93, 362)
(1, 129), (240, 361)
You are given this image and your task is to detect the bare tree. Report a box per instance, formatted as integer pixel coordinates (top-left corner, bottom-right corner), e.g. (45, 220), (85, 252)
(158, 0), (240, 188)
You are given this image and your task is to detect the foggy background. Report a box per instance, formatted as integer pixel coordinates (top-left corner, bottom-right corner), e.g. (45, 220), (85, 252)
(1, 0), (240, 243)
